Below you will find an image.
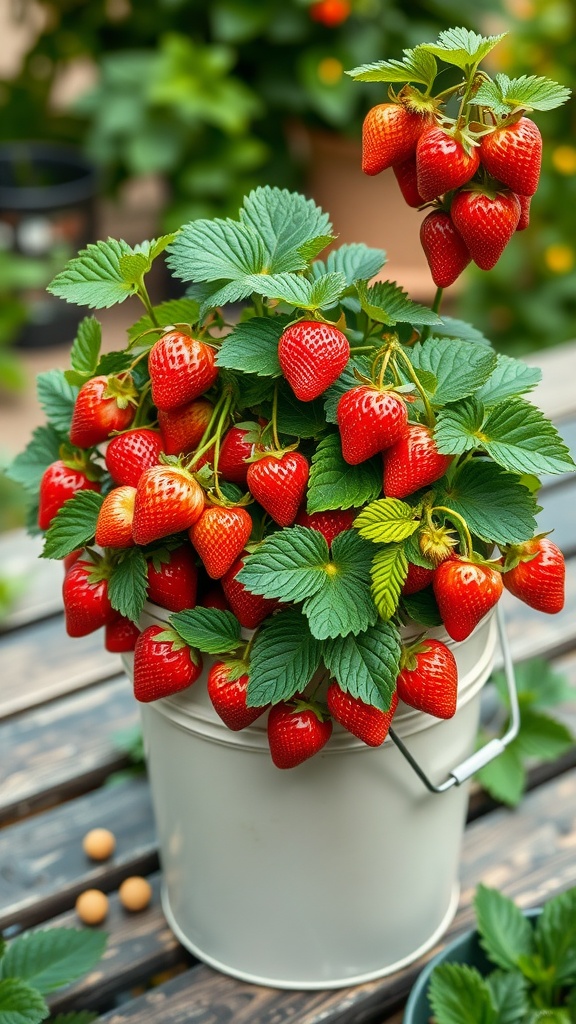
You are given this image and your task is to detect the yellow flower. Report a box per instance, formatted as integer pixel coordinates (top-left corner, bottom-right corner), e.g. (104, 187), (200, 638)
(317, 57), (344, 85)
(544, 244), (574, 273)
(552, 146), (576, 175)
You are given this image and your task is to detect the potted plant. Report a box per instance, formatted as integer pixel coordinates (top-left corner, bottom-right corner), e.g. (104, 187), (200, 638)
(404, 883), (576, 1023)
(7, 25), (573, 991)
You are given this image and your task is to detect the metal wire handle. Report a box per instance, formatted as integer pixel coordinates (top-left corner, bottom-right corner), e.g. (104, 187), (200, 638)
(387, 604), (520, 794)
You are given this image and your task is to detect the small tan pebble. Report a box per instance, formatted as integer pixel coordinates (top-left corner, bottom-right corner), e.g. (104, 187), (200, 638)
(76, 888), (109, 925)
(82, 827), (116, 861)
(119, 876), (153, 912)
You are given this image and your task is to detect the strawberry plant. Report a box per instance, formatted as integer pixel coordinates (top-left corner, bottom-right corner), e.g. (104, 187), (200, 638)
(7, 29), (575, 771)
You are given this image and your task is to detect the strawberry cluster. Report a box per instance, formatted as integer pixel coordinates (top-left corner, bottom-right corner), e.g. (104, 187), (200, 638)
(353, 31), (568, 289)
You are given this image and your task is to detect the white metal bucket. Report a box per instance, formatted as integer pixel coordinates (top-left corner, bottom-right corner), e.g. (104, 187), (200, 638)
(123, 605), (498, 990)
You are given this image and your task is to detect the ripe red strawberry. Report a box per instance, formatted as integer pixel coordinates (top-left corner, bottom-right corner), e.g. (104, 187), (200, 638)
(401, 562), (434, 596)
(416, 127), (480, 202)
(383, 423), (452, 498)
(207, 661), (269, 731)
(309, 0), (350, 26)
(62, 559), (113, 637)
(158, 398), (214, 456)
(218, 425), (256, 485)
(133, 624), (202, 703)
(337, 386), (407, 465)
(278, 320), (350, 401)
(397, 639), (458, 719)
(38, 460), (101, 531)
(148, 331), (218, 411)
(267, 699), (333, 769)
(419, 210), (471, 288)
(189, 506), (252, 579)
(450, 189), (521, 271)
(479, 117), (542, 197)
(502, 537), (565, 614)
(327, 684), (398, 746)
(516, 194), (531, 232)
(222, 555), (279, 629)
(105, 428), (163, 488)
(63, 549), (83, 573)
(295, 507), (356, 547)
(132, 465), (205, 545)
(70, 375), (137, 449)
(95, 486), (136, 549)
(392, 156), (426, 207)
(433, 558), (503, 642)
(362, 103), (431, 176)
(247, 451), (309, 526)
(147, 544), (198, 612)
(105, 614), (140, 653)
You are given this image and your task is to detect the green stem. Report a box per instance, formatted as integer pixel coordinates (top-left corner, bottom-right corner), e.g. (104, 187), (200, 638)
(431, 505), (474, 559)
(394, 346), (436, 427)
(271, 382), (281, 451)
(376, 347), (394, 388)
(455, 64), (479, 129)
(210, 394), (234, 501)
(137, 278), (160, 327)
(132, 381), (153, 428)
(187, 391), (230, 468)
(420, 287), (444, 344)
(252, 294), (264, 318)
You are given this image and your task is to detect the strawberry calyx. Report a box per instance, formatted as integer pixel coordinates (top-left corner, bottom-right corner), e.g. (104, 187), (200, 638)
(58, 442), (104, 482)
(394, 85), (440, 119)
(286, 695), (331, 723)
(103, 372), (139, 410)
(399, 635), (431, 673)
(221, 657), (250, 682)
(154, 626), (201, 660)
(499, 534), (551, 572)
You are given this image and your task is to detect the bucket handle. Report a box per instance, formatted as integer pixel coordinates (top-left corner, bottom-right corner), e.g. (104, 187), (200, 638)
(387, 604), (520, 794)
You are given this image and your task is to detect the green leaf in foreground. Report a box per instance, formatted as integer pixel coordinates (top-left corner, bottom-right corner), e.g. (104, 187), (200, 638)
(240, 186), (333, 274)
(69, 316), (102, 375)
(346, 46), (437, 87)
(357, 279), (441, 326)
(370, 543), (409, 621)
(0, 928), (107, 995)
(323, 620), (401, 712)
(485, 970), (529, 1024)
(48, 238), (141, 309)
(534, 888), (576, 985)
(475, 353), (542, 407)
(311, 242), (386, 286)
(307, 433), (381, 513)
(428, 962), (497, 1024)
(476, 742), (526, 807)
(421, 27), (506, 70)
(170, 607), (242, 654)
(473, 73), (571, 115)
(302, 531), (377, 640)
(107, 548), (148, 623)
(36, 370), (78, 436)
(408, 336), (497, 406)
(354, 498), (421, 544)
(126, 298), (201, 344)
(474, 884), (534, 971)
(237, 526), (328, 602)
(247, 608), (323, 707)
(0, 977), (49, 1024)
(436, 461), (539, 546)
(41, 491), (104, 559)
(215, 317), (288, 377)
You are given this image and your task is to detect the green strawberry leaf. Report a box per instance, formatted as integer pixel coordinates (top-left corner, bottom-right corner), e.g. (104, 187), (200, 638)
(357, 279), (441, 327)
(401, 587), (443, 627)
(513, 709), (575, 762)
(474, 884), (535, 971)
(5, 424), (63, 493)
(69, 316), (102, 375)
(494, 657), (575, 710)
(433, 316), (492, 347)
(126, 298), (201, 344)
(370, 543), (409, 620)
(107, 548), (148, 623)
(41, 490), (104, 559)
(240, 187), (333, 273)
(476, 742), (526, 806)
(246, 608), (324, 706)
(275, 384), (327, 438)
(473, 73), (571, 115)
(435, 397), (576, 475)
(354, 498), (422, 544)
(302, 530), (378, 639)
(167, 217), (265, 285)
(0, 978), (49, 1024)
(95, 351), (134, 377)
(0, 928), (107, 995)
(169, 607), (242, 654)
(323, 620), (401, 712)
(48, 238), (145, 308)
(243, 271), (347, 310)
(475, 354), (542, 407)
(534, 888), (576, 985)
(236, 526), (329, 603)
(307, 432), (381, 513)
(346, 46), (437, 87)
(215, 316), (287, 377)
(408, 336), (497, 405)
(421, 27), (506, 70)
(298, 235), (335, 263)
(435, 461), (539, 545)
(428, 963), (498, 1024)
(485, 970), (530, 1024)
(36, 371), (78, 436)
(310, 243), (387, 285)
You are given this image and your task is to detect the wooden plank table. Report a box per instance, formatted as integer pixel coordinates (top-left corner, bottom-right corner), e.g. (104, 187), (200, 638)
(1, 346), (576, 1023)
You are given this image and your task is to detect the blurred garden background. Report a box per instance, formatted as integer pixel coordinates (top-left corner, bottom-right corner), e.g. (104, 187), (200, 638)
(0, 0), (574, 537)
